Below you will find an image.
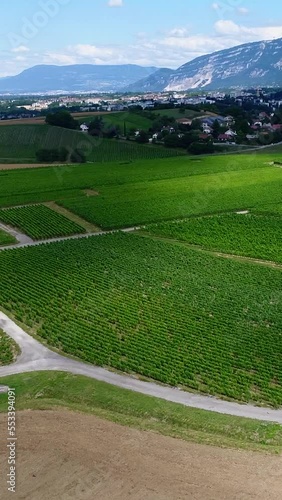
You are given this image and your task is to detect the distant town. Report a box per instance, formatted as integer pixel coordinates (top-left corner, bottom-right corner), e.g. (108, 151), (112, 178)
(1, 87), (282, 152)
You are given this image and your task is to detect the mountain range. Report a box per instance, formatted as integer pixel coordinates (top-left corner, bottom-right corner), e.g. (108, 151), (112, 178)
(0, 64), (158, 94)
(128, 37), (282, 92)
(1, 37), (282, 94)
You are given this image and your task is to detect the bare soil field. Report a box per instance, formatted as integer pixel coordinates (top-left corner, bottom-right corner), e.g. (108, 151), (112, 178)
(0, 163), (67, 170)
(0, 117), (46, 125)
(0, 410), (281, 500)
(0, 112), (120, 127)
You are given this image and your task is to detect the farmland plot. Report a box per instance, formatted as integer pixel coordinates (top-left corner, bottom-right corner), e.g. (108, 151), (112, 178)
(144, 213), (282, 263)
(0, 124), (184, 163)
(0, 232), (281, 406)
(0, 205), (86, 240)
(58, 166), (282, 229)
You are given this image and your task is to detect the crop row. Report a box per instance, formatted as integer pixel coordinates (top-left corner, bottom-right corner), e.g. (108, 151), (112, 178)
(0, 233), (281, 406)
(0, 154), (281, 219)
(57, 165), (282, 229)
(0, 204), (86, 240)
(144, 213), (282, 263)
(0, 125), (184, 163)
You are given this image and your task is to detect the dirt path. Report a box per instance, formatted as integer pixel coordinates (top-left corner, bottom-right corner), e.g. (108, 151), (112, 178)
(1, 311), (282, 423)
(0, 163), (70, 170)
(0, 410), (282, 500)
(44, 201), (100, 233)
(137, 232), (282, 270)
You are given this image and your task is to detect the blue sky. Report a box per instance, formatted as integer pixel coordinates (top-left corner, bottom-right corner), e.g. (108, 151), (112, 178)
(0, 0), (282, 76)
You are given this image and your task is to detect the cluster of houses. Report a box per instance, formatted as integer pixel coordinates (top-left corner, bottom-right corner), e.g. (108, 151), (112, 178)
(188, 113), (282, 145)
(245, 112), (282, 141)
(197, 115), (237, 143)
(2, 86), (282, 125)
(80, 108), (282, 149)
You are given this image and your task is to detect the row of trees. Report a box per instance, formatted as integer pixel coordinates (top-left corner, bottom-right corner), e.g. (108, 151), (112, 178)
(45, 110), (79, 129)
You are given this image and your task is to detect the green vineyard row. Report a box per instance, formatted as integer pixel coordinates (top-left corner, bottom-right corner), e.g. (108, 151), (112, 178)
(0, 233), (281, 406)
(0, 204), (86, 240)
(144, 213), (282, 263)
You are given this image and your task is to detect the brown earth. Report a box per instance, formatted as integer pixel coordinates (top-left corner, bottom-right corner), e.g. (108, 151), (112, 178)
(84, 189), (99, 197)
(0, 111), (121, 126)
(0, 163), (69, 170)
(0, 410), (282, 500)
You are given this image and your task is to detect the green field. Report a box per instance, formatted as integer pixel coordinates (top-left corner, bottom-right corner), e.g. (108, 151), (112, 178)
(0, 154), (281, 228)
(143, 213), (282, 263)
(0, 228), (16, 246)
(256, 203), (282, 214)
(0, 124), (183, 163)
(0, 147), (282, 412)
(79, 111), (154, 131)
(0, 205), (86, 240)
(1, 371), (282, 452)
(152, 109), (204, 120)
(0, 329), (19, 365)
(0, 232), (281, 406)
(58, 160), (282, 228)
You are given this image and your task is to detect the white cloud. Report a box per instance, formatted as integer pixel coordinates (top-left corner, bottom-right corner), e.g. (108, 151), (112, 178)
(215, 20), (282, 40)
(160, 35), (225, 54)
(72, 44), (114, 59)
(43, 53), (76, 65)
(211, 3), (220, 10)
(2, 20), (282, 77)
(108, 0), (123, 6)
(11, 45), (30, 53)
(238, 7), (249, 15)
(215, 20), (241, 35)
(168, 28), (188, 38)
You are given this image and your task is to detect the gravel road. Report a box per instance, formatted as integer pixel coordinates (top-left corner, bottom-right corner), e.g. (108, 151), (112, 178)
(1, 311), (282, 424)
(0, 226), (140, 251)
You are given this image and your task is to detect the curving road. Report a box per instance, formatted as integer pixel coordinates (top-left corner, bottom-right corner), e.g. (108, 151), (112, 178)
(1, 312), (282, 424)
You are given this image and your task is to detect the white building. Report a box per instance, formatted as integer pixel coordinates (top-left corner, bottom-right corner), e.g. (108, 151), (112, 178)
(80, 124), (89, 133)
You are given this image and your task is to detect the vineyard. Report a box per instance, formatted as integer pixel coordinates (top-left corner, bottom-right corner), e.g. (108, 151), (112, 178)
(0, 154), (281, 212)
(255, 203), (282, 215)
(0, 124), (184, 163)
(79, 111), (154, 131)
(0, 228), (16, 246)
(143, 213), (282, 263)
(0, 233), (281, 406)
(0, 329), (19, 365)
(0, 205), (86, 240)
(58, 164), (282, 229)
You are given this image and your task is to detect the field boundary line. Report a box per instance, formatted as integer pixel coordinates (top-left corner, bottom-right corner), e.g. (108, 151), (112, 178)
(1, 229), (281, 270)
(0, 227), (140, 251)
(137, 232), (282, 269)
